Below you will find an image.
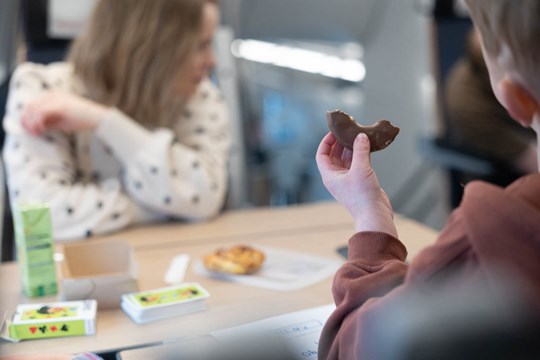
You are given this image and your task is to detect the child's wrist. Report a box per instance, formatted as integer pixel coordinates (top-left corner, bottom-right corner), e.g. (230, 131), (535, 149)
(353, 204), (397, 238)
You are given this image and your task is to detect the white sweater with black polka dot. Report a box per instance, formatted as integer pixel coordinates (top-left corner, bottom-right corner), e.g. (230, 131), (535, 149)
(2, 62), (231, 241)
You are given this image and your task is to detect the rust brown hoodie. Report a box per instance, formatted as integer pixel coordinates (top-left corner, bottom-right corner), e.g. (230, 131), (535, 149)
(319, 174), (540, 359)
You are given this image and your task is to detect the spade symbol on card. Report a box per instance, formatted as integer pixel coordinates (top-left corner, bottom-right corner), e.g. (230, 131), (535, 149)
(61, 324), (69, 332)
(29, 327), (37, 334)
(39, 326), (47, 334)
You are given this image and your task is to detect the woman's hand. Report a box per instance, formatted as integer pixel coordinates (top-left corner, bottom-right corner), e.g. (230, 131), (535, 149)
(21, 91), (108, 136)
(316, 132), (397, 237)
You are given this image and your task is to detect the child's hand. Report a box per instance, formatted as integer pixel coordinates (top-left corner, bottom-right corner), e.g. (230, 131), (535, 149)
(316, 132), (397, 237)
(21, 92), (107, 136)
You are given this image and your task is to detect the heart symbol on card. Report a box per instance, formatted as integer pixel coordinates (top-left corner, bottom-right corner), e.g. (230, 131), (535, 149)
(29, 327), (37, 334)
(50, 326), (57, 332)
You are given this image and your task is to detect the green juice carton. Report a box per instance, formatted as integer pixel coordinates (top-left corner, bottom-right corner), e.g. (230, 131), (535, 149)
(12, 202), (58, 297)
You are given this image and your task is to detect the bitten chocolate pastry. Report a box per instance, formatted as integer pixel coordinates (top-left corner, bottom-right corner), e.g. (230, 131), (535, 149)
(326, 110), (400, 151)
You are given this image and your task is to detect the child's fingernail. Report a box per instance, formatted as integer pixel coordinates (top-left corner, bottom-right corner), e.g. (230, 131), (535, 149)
(358, 133), (368, 142)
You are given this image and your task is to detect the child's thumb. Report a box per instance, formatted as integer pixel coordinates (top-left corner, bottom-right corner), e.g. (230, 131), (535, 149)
(351, 133), (371, 170)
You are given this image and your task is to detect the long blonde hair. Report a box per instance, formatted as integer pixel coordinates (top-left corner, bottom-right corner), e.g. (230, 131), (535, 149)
(67, 0), (217, 128)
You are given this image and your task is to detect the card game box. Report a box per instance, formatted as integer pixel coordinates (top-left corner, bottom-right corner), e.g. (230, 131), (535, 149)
(61, 240), (138, 309)
(8, 300), (97, 340)
(121, 283), (209, 324)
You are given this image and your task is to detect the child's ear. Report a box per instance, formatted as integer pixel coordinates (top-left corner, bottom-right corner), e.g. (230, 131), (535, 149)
(498, 78), (539, 126)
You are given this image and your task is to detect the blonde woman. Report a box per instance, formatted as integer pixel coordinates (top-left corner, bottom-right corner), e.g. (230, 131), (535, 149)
(2, 0), (230, 241)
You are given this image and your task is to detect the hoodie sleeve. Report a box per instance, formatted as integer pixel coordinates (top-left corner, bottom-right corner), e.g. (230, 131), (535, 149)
(318, 231), (408, 359)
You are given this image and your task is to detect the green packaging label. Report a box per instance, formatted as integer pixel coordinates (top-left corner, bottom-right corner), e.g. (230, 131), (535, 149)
(8, 300), (97, 340)
(13, 202), (58, 297)
(132, 284), (207, 308)
(9, 319), (88, 339)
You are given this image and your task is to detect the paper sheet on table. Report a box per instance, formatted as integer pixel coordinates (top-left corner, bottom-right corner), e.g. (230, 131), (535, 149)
(210, 303), (335, 359)
(193, 246), (342, 291)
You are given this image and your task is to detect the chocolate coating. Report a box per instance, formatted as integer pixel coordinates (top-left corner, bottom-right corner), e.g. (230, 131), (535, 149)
(326, 110), (400, 152)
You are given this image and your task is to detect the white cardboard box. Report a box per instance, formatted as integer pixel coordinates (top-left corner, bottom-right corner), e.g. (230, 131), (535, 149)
(60, 241), (138, 309)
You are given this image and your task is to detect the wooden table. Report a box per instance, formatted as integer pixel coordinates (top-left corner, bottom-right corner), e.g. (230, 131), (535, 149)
(0, 201), (438, 357)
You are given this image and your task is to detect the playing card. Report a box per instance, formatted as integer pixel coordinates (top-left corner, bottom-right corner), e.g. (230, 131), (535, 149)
(121, 283), (209, 324)
(8, 300), (97, 340)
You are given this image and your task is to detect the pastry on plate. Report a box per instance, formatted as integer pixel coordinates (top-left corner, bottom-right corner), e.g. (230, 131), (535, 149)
(203, 245), (265, 275)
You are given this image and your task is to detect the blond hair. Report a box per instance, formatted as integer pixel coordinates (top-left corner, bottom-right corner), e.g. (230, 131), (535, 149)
(465, 0), (540, 100)
(67, 0), (217, 128)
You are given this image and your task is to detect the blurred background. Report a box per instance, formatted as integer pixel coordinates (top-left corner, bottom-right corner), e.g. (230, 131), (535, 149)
(0, 0), (477, 233)
(220, 0), (448, 231)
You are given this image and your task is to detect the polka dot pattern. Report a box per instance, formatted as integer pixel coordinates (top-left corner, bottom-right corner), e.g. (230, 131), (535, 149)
(3, 63), (231, 240)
